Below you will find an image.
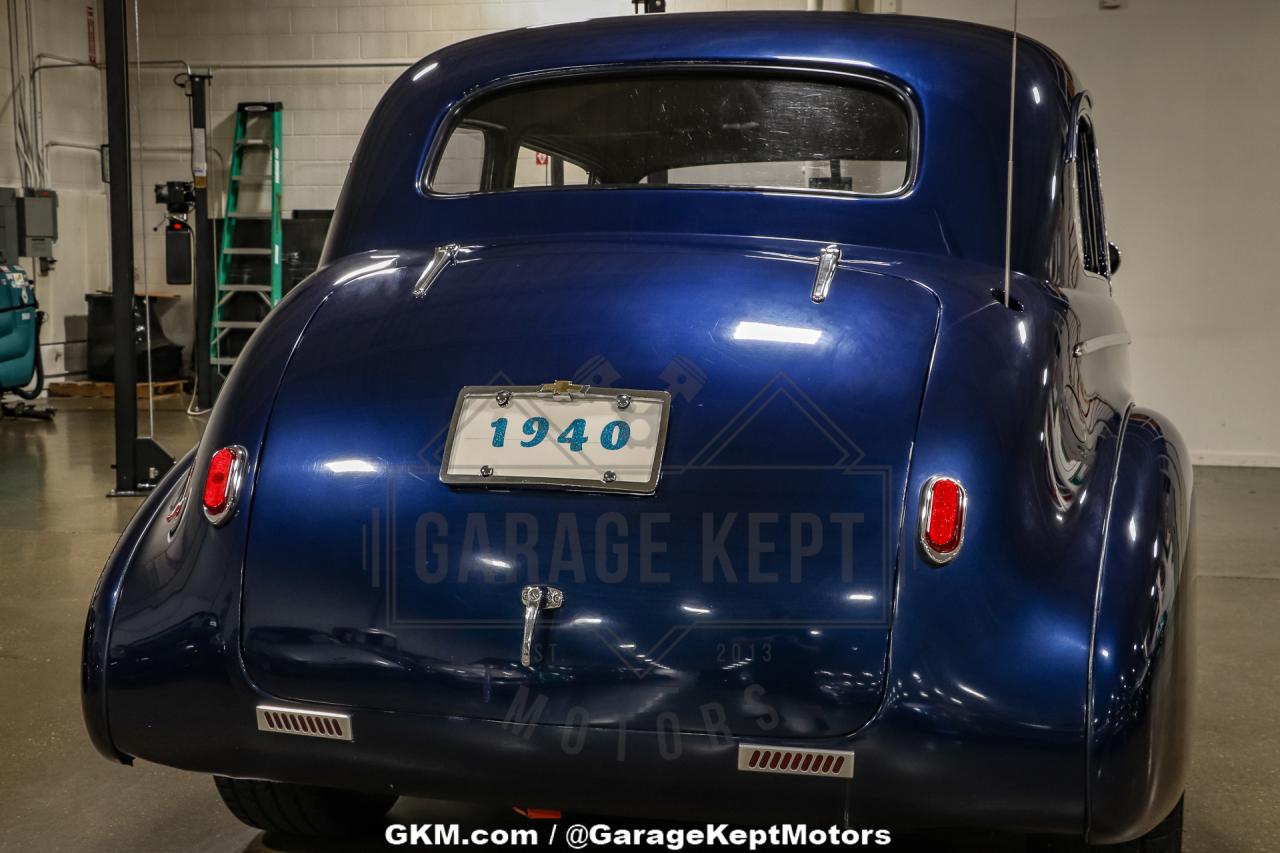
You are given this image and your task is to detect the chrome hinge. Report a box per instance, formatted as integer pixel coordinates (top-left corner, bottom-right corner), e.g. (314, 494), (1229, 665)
(811, 244), (841, 304)
(412, 243), (460, 298)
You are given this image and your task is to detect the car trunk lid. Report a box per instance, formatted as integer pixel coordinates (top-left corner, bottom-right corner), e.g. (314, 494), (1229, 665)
(240, 236), (938, 738)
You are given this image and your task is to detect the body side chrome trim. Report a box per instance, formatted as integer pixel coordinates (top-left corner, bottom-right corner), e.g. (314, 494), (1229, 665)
(1072, 332), (1130, 358)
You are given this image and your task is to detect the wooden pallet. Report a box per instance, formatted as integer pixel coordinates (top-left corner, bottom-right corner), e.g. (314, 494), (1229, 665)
(47, 379), (189, 399)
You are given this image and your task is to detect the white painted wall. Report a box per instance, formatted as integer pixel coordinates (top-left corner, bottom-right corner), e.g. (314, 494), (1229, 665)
(897, 0), (1280, 465)
(1, 0), (110, 380)
(12, 0), (1267, 464)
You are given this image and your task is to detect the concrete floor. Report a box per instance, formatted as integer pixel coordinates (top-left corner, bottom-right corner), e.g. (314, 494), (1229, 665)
(0, 402), (1276, 852)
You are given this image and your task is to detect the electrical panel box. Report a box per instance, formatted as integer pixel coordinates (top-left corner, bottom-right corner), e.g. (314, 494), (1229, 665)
(0, 189), (18, 264)
(17, 189), (58, 260)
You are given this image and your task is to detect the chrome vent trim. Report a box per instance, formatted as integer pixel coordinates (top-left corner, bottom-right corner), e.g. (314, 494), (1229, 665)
(737, 744), (854, 779)
(256, 705), (353, 741)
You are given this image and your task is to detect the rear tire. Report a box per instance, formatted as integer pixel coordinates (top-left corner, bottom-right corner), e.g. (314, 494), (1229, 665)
(214, 776), (397, 838)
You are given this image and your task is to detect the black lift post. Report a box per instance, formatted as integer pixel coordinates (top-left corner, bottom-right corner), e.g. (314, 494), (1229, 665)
(186, 73), (216, 411)
(104, 0), (173, 496)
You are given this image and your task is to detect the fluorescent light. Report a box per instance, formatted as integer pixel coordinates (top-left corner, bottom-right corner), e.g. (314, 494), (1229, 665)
(324, 459), (379, 474)
(680, 604), (711, 615)
(732, 321), (822, 345)
(846, 593), (875, 602)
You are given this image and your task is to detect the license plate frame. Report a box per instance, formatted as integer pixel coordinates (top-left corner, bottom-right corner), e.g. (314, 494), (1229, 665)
(439, 384), (672, 495)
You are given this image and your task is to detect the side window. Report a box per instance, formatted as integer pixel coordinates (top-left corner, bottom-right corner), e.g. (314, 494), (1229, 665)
(1075, 119), (1107, 275)
(513, 146), (591, 188)
(432, 126), (487, 193)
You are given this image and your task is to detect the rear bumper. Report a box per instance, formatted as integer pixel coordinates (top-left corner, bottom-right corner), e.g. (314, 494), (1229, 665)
(98, 660), (1085, 833)
(115, 694), (1079, 830)
(116, 697), (853, 824)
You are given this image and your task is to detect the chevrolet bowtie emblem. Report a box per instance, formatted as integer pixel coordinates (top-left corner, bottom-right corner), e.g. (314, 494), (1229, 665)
(520, 585), (564, 667)
(538, 380), (588, 400)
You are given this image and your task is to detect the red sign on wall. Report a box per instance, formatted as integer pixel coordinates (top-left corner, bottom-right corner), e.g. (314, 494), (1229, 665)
(534, 151), (549, 166)
(86, 6), (97, 65)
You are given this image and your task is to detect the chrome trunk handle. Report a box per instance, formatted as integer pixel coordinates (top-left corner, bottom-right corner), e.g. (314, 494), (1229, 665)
(519, 585), (563, 667)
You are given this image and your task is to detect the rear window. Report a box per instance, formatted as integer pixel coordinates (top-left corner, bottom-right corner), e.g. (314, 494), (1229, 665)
(426, 72), (913, 196)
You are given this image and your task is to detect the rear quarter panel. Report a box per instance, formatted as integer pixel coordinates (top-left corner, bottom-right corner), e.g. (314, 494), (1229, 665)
(854, 265), (1129, 832)
(81, 256), (381, 762)
(1087, 408), (1194, 843)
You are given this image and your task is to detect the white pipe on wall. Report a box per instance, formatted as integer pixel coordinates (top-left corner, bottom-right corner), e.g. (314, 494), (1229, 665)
(30, 56), (410, 186)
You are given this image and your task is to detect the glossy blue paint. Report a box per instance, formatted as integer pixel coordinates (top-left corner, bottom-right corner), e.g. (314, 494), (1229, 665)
(1087, 409), (1194, 843)
(240, 237), (938, 739)
(82, 12), (1192, 842)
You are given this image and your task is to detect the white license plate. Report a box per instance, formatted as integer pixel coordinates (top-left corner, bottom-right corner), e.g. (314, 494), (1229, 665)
(439, 383), (671, 494)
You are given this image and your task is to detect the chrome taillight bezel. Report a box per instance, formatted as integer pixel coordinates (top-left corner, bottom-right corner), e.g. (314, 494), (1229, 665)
(919, 475), (967, 565)
(203, 445), (248, 527)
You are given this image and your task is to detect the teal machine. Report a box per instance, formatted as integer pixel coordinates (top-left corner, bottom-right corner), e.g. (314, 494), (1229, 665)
(0, 264), (49, 419)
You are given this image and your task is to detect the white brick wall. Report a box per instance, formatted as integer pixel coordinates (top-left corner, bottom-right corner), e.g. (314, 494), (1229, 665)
(134, 0), (806, 231)
(21, 0), (826, 371)
(126, 0), (808, 327)
(0, 0), (806, 376)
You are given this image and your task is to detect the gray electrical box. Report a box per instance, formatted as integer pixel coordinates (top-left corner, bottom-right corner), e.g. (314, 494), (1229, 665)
(17, 189), (57, 260)
(0, 188), (18, 264)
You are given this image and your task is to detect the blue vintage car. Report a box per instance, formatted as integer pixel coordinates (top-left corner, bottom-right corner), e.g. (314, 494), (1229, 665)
(83, 12), (1193, 850)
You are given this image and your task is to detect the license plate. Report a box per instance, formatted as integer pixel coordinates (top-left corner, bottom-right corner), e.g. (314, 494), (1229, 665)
(439, 383), (671, 494)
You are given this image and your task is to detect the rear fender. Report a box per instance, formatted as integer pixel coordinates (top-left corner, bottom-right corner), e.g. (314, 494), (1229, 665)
(81, 448), (195, 762)
(1087, 407), (1195, 843)
(81, 254), (398, 763)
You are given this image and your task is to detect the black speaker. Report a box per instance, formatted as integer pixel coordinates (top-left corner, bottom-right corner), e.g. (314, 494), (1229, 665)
(164, 219), (192, 285)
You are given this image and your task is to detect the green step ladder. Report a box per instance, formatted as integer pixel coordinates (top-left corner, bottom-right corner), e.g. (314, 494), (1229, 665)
(211, 101), (283, 374)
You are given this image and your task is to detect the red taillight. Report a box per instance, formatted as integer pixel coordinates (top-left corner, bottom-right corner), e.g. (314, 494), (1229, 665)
(203, 445), (247, 526)
(920, 476), (966, 564)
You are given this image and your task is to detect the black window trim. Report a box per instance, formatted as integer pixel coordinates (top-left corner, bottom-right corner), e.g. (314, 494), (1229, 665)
(1065, 92), (1110, 280)
(420, 61), (922, 201)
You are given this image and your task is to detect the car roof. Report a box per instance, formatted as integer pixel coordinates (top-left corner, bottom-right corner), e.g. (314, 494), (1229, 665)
(326, 13), (1083, 279)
